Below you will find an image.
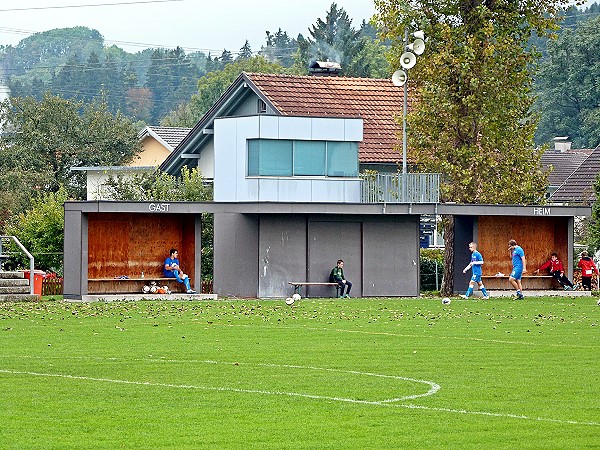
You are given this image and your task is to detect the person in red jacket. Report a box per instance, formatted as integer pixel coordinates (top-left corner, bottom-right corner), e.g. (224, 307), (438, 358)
(533, 252), (576, 290)
(577, 251), (598, 291)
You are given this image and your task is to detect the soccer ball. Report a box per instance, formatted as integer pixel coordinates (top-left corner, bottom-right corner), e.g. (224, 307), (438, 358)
(142, 285), (151, 294)
(292, 293), (301, 302)
(285, 297), (294, 305)
(442, 297), (451, 305)
(597, 299), (600, 306)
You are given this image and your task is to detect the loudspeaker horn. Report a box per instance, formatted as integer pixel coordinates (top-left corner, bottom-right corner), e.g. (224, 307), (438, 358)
(413, 30), (425, 40)
(391, 69), (407, 87)
(408, 38), (425, 55)
(400, 52), (417, 69)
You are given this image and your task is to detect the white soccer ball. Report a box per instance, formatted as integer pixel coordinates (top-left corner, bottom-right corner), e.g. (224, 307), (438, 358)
(142, 285), (151, 294)
(285, 297), (294, 305)
(292, 293), (301, 302)
(442, 297), (451, 305)
(597, 299), (600, 306)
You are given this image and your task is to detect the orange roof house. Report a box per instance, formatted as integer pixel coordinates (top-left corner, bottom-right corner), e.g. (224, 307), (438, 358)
(160, 73), (408, 176)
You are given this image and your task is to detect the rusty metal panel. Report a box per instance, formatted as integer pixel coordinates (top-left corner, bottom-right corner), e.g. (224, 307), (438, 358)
(477, 216), (568, 276)
(88, 213), (195, 281)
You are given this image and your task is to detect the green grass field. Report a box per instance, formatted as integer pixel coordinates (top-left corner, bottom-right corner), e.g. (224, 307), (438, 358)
(1, 296), (599, 449)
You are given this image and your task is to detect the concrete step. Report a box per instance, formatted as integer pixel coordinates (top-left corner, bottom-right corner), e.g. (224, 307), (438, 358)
(0, 294), (39, 302)
(0, 278), (29, 287)
(73, 293), (218, 302)
(0, 271), (24, 279)
(0, 285), (30, 294)
(475, 289), (592, 298)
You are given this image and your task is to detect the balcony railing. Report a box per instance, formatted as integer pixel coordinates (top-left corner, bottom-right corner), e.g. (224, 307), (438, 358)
(360, 173), (440, 203)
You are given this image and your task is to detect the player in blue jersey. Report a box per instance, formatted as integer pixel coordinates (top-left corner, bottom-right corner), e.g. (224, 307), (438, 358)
(460, 242), (489, 300)
(508, 239), (527, 299)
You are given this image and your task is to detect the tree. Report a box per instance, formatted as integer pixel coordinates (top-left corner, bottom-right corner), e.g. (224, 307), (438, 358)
(144, 47), (202, 123)
(260, 28), (298, 67)
(534, 14), (600, 148)
(220, 50), (233, 64)
(238, 40), (253, 60)
(294, 3), (389, 77)
(375, 0), (567, 295)
(0, 94), (140, 201)
(162, 56), (287, 127)
(4, 187), (69, 273)
(296, 3), (364, 73)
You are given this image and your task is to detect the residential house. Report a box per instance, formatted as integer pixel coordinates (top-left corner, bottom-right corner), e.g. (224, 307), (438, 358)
(540, 137), (593, 200)
(549, 143), (600, 205)
(160, 73), (408, 180)
(73, 126), (191, 200)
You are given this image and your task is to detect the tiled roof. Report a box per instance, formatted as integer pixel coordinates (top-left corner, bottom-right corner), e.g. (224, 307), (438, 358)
(141, 126), (192, 150)
(550, 144), (600, 204)
(541, 150), (592, 187)
(245, 73), (406, 164)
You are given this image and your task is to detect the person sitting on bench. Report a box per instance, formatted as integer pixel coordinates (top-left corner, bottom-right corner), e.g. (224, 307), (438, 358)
(330, 259), (352, 298)
(533, 252), (576, 290)
(164, 248), (196, 294)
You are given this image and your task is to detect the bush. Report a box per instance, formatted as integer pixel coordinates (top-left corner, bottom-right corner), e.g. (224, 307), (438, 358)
(420, 248), (444, 292)
(4, 187), (67, 274)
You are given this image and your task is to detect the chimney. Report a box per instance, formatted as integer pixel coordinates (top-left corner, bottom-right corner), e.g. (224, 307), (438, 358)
(553, 136), (571, 152)
(309, 60), (342, 76)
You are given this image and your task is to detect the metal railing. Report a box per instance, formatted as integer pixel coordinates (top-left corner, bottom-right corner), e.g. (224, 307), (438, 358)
(360, 172), (440, 203)
(0, 235), (35, 294)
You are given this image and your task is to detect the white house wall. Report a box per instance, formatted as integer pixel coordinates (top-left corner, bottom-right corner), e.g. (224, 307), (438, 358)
(197, 140), (214, 179)
(213, 115), (364, 203)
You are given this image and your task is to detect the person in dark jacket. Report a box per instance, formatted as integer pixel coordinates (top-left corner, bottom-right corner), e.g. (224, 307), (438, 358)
(533, 252), (576, 290)
(577, 251), (598, 291)
(330, 259), (352, 298)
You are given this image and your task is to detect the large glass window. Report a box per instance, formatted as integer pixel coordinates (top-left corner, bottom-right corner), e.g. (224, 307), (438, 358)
(326, 142), (359, 177)
(248, 139), (293, 176)
(248, 139), (358, 177)
(294, 141), (326, 176)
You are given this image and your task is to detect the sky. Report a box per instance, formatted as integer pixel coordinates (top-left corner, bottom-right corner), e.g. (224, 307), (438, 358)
(0, 0), (377, 55)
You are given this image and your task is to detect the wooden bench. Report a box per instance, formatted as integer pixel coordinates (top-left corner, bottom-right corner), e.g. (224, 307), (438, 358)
(288, 282), (341, 298)
(88, 277), (188, 294)
(481, 275), (557, 290)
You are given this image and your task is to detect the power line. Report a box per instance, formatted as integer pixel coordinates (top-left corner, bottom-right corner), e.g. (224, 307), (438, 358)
(0, 0), (183, 12)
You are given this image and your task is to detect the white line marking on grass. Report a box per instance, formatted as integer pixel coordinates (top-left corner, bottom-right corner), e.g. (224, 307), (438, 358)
(0, 356), (439, 402)
(255, 362), (440, 402)
(1, 368), (598, 426)
(0, 368), (393, 405)
(326, 328), (600, 349)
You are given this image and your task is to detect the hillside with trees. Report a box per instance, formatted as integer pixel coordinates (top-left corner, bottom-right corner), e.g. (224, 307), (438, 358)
(0, 3), (388, 127)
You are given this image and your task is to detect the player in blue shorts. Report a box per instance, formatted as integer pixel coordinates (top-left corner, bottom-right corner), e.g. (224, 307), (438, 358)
(460, 242), (489, 300)
(508, 239), (527, 299)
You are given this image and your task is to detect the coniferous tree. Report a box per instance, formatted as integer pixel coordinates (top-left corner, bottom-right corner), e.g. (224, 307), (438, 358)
(261, 29), (298, 67)
(220, 50), (233, 65)
(238, 40), (253, 60)
(296, 3), (365, 75)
